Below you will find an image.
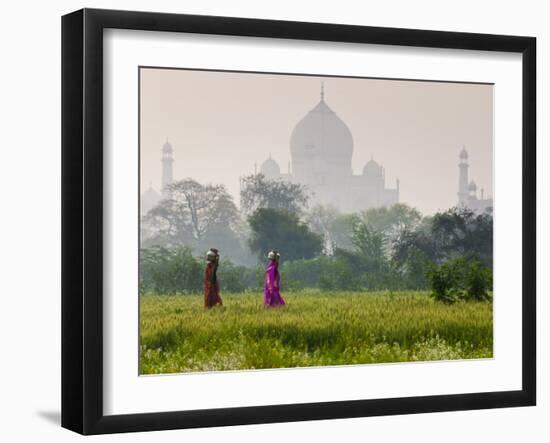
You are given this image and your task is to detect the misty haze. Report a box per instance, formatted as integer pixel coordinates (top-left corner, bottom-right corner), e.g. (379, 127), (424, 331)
(140, 67), (493, 216)
(139, 67), (494, 375)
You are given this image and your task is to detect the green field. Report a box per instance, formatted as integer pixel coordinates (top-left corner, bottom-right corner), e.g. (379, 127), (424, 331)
(139, 291), (493, 374)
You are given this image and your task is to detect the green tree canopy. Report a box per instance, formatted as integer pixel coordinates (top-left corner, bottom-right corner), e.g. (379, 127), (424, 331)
(240, 174), (310, 215)
(350, 218), (388, 273)
(248, 208), (323, 262)
(431, 206), (493, 265)
(306, 205), (357, 254)
(390, 206), (493, 289)
(361, 204), (422, 241)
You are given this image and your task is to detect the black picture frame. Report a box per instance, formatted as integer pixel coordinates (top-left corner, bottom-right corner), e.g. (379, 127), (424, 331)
(61, 8), (536, 435)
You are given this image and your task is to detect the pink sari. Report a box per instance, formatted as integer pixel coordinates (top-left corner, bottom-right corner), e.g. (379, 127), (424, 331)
(264, 260), (286, 307)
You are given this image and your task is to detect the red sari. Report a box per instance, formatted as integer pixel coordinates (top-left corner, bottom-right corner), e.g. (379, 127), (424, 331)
(204, 261), (223, 308)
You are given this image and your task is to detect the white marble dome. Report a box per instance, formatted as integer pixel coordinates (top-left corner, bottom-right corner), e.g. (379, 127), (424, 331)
(260, 156), (280, 179)
(290, 96), (353, 162)
(252, 85), (399, 213)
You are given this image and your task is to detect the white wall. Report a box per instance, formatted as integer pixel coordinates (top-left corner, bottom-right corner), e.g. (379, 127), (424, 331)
(0, 0), (546, 441)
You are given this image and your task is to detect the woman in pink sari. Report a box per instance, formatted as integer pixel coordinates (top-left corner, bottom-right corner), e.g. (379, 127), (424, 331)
(264, 250), (286, 307)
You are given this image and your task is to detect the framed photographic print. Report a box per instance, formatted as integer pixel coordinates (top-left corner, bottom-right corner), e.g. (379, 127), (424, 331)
(61, 8), (536, 435)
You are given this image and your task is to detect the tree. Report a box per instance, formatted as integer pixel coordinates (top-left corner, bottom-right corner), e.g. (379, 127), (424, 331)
(350, 218), (388, 273)
(306, 205), (340, 254)
(248, 208), (323, 262)
(330, 214), (357, 251)
(431, 206), (493, 265)
(306, 205), (357, 254)
(426, 257), (492, 304)
(142, 179), (239, 249)
(390, 227), (435, 289)
(240, 174), (310, 215)
(390, 207), (493, 289)
(361, 204), (422, 245)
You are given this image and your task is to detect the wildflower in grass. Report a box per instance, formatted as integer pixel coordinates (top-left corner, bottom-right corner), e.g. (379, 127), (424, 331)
(140, 291), (492, 374)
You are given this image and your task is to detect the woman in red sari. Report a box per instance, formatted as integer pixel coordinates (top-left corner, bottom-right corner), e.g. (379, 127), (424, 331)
(204, 248), (223, 308)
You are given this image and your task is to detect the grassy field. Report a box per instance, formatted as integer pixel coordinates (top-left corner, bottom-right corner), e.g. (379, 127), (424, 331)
(139, 291), (493, 374)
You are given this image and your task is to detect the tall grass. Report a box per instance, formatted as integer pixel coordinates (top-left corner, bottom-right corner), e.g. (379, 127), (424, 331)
(140, 290), (493, 374)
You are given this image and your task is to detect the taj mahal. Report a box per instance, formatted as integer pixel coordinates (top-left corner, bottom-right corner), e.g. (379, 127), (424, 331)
(141, 84), (492, 216)
(255, 84), (399, 213)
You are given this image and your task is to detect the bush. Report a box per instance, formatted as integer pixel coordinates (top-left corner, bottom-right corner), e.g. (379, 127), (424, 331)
(139, 248), (492, 297)
(140, 246), (203, 294)
(218, 262), (263, 292)
(280, 258), (325, 288)
(425, 261), (460, 303)
(280, 256), (361, 291)
(318, 258), (361, 291)
(466, 261), (493, 301)
(140, 246), (262, 294)
(426, 257), (492, 303)
(281, 253), (401, 292)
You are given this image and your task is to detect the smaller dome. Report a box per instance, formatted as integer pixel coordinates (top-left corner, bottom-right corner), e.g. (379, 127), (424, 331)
(143, 184), (160, 197)
(260, 156), (280, 178)
(162, 140), (173, 153)
(468, 180), (477, 191)
(363, 159), (382, 176)
(459, 148), (468, 159)
(141, 184), (161, 214)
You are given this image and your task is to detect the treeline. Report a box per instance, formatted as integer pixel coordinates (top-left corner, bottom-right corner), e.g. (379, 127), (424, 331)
(141, 175), (493, 299)
(140, 246), (262, 294)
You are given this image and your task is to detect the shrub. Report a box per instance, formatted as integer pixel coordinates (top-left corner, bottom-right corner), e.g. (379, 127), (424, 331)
(425, 261), (460, 304)
(218, 262), (263, 293)
(140, 246), (261, 294)
(140, 246), (202, 294)
(426, 257), (492, 303)
(318, 258), (361, 291)
(280, 256), (361, 291)
(466, 261), (492, 301)
(280, 258), (324, 288)
(283, 279), (305, 292)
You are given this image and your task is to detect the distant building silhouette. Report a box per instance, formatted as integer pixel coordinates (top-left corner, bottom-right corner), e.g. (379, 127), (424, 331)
(457, 148), (492, 213)
(256, 83), (399, 212)
(141, 182), (161, 215)
(161, 140), (174, 197)
(140, 139), (174, 215)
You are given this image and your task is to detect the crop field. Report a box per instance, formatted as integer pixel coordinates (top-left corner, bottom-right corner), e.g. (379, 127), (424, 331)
(139, 291), (493, 374)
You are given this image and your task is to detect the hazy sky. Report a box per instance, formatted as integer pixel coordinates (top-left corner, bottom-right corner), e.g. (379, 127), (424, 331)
(140, 67), (493, 215)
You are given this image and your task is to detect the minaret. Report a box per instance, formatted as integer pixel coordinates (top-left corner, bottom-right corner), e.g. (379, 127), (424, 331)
(396, 178), (400, 202)
(458, 147), (469, 205)
(161, 139), (174, 197)
(320, 81), (325, 101)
